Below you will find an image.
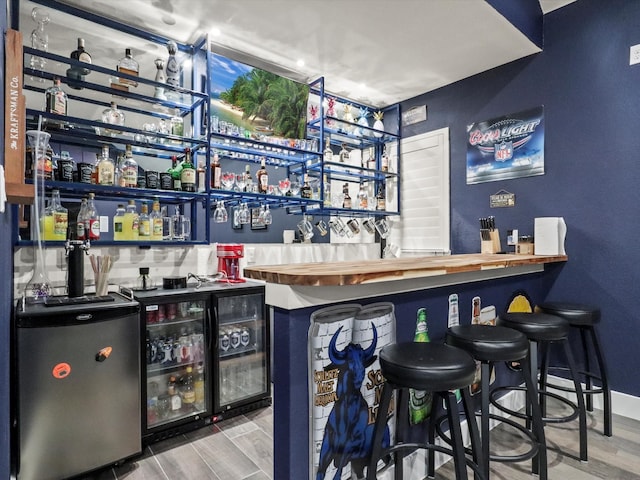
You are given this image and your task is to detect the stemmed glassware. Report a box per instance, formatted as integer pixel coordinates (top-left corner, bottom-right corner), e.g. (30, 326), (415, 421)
(238, 203), (250, 224)
(235, 173), (246, 193)
(259, 204), (272, 225)
(220, 172), (235, 191)
(278, 178), (291, 195)
(289, 181), (301, 197)
(213, 201), (228, 223)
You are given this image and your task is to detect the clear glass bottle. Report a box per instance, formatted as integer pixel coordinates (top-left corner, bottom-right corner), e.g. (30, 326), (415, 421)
(244, 164), (253, 192)
(101, 101), (125, 135)
(256, 157), (268, 193)
(45, 77), (67, 116)
(138, 202), (151, 239)
(381, 144), (390, 172)
(86, 192), (100, 241)
(342, 183), (352, 209)
(67, 37), (91, 88)
(169, 109), (184, 143)
(76, 197), (88, 240)
(154, 58), (167, 100)
(124, 200), (139, 241)
(180, 148), (196, 192)
(210, 153), (221, 190)
(301, 174), (313, 199)
(51, 190), (68, 241)
(323, 174), (331, 207)
(357, 182), (368, 210)
(339, 143), (349, 163)
(96, 145), (115, 186)
(136, 267), (155, 291)
(113, 203), (126, 241)
(121, 144), (138, 188)
(194, 363), (205, 410)
(323, 136), (333, 162)
(197, 157), (207, 192)
(150, 197), (163, 241)
(117, 48), (139, 87)
(181, 365), (196, 410)
(376, 183), (386, 211)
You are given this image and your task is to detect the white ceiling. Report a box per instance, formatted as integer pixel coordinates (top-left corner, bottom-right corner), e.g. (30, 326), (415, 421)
(20, 0), (576, 108)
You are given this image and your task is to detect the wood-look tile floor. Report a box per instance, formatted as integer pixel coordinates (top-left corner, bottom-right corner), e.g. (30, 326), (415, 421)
(80, 405), (640, 480)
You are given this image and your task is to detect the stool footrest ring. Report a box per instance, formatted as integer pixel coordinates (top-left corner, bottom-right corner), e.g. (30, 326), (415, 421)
(490, 386), (579, 424)
(434, 411), (540, 463)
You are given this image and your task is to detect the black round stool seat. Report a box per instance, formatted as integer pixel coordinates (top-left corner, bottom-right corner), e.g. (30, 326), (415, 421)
(499, 312), (569, 342)
(380, 342), (475, 391)
(446, 324), (529, 362)
(536, 302), (601, 326)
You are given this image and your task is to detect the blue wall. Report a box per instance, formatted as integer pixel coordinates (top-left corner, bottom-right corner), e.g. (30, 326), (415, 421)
(401, 0), (640, 397)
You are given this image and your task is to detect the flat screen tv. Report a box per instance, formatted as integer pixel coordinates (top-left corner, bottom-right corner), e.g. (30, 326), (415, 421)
(209, 53), (309, 141)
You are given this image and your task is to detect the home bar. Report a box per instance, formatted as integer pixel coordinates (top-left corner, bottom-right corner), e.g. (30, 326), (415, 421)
(2, 0), (639, 479)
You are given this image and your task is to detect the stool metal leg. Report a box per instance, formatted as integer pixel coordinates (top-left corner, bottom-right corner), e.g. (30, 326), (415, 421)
(395, 388), (408, 480)
(427, 397), (436, 479)
(589, 326), (612, 436)
(538, 341), (550, 420)
(479, 362), (491, 480)
(460, 386), (482, 480)
(445, 390), (469, 480)
(521, 353), (548, 480)
(579, 328), (593, 411)
(563, 339), (588, 462)
(367, 382), (394, 480)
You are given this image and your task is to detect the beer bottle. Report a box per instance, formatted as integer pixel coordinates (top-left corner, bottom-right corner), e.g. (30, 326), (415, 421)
(409, 308), (432, 424)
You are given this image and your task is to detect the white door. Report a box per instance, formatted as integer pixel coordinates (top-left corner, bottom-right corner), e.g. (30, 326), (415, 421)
(388, 127), (450, 256)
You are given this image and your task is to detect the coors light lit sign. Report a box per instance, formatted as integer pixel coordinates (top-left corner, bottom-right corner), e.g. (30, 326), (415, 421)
(466, 106), (545, 184)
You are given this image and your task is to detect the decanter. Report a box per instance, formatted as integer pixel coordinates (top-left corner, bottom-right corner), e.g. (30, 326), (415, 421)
(29, 7), (50, 74)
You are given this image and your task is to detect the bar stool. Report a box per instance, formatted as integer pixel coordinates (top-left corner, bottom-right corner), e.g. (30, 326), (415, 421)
(535, 302), (612, 437)
(497, 312), (588, 463)
(366, 342), (484, 480)
(444, 324), (547, 480)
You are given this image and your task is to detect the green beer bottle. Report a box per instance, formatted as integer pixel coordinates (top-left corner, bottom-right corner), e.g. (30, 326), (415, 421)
(409, 308), (433, 424)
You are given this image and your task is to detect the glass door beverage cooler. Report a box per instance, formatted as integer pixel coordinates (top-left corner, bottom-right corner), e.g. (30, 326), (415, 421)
(214, 287), (270, 418)
(131, 282), (270, 444)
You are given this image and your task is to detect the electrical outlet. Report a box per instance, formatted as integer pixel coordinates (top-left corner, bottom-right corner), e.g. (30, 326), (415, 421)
(630, 44), (640, 65)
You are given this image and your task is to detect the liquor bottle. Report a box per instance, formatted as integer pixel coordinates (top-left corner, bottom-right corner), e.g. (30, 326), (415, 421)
(165, 40), (180, 88)
(170, 156), (182, 191)
(95, 145), (115, 186)
(76, 197), (88, 240)
(150, 197), (163, 241)
(101, 101), (125, 136)
(339, 143), (349, 163)
(381, 145), (390, 172)
(154, 58), (167, 100)
(323, 136), (333, 162)
(243, 164), (253, 192)
(113, 204), (125, 241)
(138, 202), (151, 239)
(123, 200), (139, 241)
(256, 157), (269, 193)
(409, 308), (432, 425)
(376, 183), (386, 211)
(43, 190), (68, 241)
(210, 153), (221, 190)
(116, 48), (139, 87)
(301, 174), (313, 199)
(357, 182), (368, 210)
(366, 146), (376, 170)
(180, 148), (196, 192)
(67, 37), (91, 89)
(323, 174), (331, 207)
(197, 158), (207, 192)
(121, 145), (138, 188)
(45, 77), (67, 116)
(194, 363), (205, 410)
(170, 109), (184, 145)
(86, 192), (100, 241)
(181, 366), (196, 410)
(342, 183), (352, 209)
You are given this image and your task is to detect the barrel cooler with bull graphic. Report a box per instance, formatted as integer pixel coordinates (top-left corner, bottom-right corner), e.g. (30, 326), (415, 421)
(308, 302), (396, 480)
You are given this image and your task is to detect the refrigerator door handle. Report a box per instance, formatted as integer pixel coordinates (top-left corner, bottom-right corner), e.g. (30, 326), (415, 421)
(208, 306), (215, 351)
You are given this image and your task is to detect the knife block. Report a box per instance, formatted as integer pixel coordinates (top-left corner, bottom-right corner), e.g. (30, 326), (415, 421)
(480, 229), (502, 254)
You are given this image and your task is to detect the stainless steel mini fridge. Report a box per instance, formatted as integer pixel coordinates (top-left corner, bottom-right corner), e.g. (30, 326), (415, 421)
(13, 293), (141, 480)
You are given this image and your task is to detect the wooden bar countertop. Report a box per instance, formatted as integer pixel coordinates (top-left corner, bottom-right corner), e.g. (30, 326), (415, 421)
(243, 253), (568, 287)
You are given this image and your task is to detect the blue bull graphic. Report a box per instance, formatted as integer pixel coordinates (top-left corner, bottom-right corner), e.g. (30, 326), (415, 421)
(316, 324), (390, 480)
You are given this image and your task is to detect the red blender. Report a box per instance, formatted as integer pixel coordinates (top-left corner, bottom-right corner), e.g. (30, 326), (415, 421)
(216, 244), (245, 283)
